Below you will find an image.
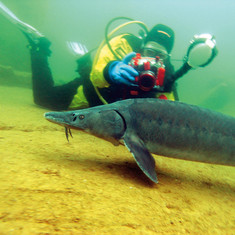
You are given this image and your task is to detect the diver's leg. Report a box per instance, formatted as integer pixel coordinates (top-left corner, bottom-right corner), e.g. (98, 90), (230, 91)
(0, 1), (81, 110)
(27, 36), (54, 106)
(27, 37), (81, 110)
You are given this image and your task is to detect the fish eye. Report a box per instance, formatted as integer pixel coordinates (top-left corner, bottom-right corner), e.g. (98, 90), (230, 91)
(79, 115), (85, 120)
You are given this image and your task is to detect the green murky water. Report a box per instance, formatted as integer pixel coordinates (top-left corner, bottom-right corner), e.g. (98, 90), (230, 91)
(0, 0), (234, 115)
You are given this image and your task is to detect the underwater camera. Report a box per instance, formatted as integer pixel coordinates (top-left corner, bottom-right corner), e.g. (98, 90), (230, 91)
(129, 53), (165, 91)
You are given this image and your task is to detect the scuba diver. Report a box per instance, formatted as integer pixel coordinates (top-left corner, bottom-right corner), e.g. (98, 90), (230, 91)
(0, 2), (218, 110)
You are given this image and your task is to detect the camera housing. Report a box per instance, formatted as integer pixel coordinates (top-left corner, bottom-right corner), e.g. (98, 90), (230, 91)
(129, 53), (165, 91)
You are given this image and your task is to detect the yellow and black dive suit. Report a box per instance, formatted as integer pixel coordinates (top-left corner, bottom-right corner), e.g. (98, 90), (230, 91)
(30, 34), (191, 111)
(69, 33), (191, 109)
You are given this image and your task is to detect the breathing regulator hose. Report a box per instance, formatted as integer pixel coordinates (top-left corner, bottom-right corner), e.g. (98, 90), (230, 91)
(104, 17), (149, 60)
(92, 17), (149, 104)
(93, 17), (149, 64)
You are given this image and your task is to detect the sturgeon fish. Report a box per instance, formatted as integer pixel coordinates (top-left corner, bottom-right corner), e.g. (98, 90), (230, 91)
(44, 98), (235, 183)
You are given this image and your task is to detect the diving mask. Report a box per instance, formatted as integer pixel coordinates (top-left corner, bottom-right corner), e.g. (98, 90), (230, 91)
(142, 41), (169, 60)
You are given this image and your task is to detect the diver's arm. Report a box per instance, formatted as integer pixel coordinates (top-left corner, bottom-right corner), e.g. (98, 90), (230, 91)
(163, 33), (218, 92)
(90, 34), (134, 88)
(163, 62), (191, 92)
(173, 62), (192, 80)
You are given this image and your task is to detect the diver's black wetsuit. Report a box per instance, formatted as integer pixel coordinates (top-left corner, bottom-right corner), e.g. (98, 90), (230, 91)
(29, 35), (191, 110)
(29, 37), (82, 110)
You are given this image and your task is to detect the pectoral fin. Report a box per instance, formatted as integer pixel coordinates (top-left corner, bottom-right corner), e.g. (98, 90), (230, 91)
(123, 133), (158, 183)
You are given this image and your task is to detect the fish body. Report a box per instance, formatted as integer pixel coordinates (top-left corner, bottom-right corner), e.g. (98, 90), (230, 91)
(44, 98), (235, 183)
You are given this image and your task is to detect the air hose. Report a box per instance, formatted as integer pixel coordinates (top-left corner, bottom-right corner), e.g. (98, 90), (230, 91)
(92, 17), (149, 104)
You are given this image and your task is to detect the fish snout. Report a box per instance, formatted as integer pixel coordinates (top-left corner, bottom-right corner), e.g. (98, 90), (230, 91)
(44, 111), (87, 129)
(44, 112), (70, 125)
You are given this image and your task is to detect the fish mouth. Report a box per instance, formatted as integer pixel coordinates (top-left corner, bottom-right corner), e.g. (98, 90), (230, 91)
(44, 112), (70, 126)
(44, 110), (91, 139)
(44, 112), (83, 131)
(44, 112), (74, 141)
(44, 112), (62, 122)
